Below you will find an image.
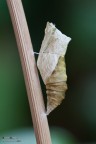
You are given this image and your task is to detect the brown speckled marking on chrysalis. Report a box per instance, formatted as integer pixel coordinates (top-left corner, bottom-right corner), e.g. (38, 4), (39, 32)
(46, 56), (67, 115)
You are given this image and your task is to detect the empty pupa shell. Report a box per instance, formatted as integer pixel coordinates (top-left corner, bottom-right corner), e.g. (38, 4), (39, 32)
(37, 22), (71, 115)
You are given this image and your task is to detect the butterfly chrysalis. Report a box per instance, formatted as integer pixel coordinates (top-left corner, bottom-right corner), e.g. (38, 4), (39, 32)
(37, 22), (71, 115)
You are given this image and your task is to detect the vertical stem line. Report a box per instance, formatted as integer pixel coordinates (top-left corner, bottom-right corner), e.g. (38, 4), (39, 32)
(6, 0), (52, 143)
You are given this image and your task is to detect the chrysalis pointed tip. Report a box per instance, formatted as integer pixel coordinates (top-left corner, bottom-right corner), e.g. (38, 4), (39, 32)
(47, 105), (57, 115)
(46, 107), (50, 115)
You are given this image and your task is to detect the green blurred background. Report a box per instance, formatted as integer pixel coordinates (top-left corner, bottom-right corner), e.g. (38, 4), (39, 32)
(0, 0), (96, 143)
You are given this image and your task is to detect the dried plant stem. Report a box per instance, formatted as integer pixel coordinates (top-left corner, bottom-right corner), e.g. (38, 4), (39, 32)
(6, 0), (52, 143)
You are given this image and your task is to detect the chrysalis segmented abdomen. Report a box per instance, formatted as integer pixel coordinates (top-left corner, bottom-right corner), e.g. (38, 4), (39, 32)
(46, 56), (67, 114)
(37, 22), (71, 115)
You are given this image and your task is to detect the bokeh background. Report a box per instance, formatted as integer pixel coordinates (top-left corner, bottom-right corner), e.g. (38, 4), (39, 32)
(0, 0), (96, 143)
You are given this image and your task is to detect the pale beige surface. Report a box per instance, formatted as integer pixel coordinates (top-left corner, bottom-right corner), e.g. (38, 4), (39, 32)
(37, 22), (71, 84)
(37, 22), (71, 114)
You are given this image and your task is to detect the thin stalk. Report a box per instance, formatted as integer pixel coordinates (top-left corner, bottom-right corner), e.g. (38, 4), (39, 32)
(6, 0), (52, 143)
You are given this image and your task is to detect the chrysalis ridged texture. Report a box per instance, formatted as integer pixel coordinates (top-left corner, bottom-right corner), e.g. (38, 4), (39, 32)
(46, 56), (67, 114)
(37, 22), (71, 115)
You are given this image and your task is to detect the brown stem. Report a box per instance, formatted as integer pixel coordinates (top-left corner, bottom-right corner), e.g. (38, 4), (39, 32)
(6, 0), (52, 143)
